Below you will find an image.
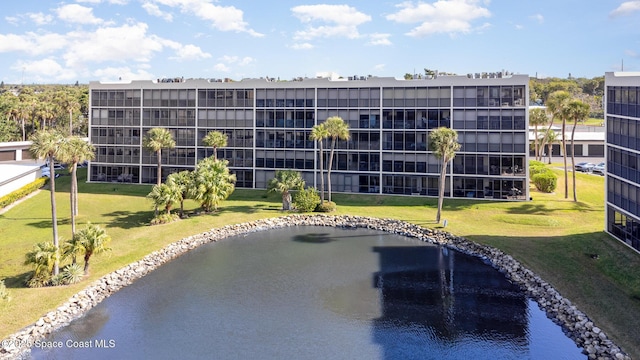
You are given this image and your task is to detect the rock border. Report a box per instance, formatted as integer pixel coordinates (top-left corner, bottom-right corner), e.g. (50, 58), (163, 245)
(0, 214), (630, 360)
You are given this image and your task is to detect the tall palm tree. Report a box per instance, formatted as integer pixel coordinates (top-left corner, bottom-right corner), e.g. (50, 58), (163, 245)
(546, 91), (571, 199)
(310, 124), (329, 203)
(166, 171), (193, 218)
(16, 101), (31, 141)
(202, 130), (228, 160)
(323, 116), (350, 203)
(529, 108), (548, 161)
(30, 129), (64, 275)
(429, 127), (461, 224)
(563, 100), (591, 202)
(143, 127), (176, 186)
(74, 223), (111, 275)
(267, 170), (305, 210)
(192, 157), (236, 212)
(58, 136), (95, 235)
(541, 129), (559, 164)
(36, 102), (56, 130)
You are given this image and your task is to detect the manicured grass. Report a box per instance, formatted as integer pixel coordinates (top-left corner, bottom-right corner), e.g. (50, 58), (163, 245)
(1, 167), (639, 358)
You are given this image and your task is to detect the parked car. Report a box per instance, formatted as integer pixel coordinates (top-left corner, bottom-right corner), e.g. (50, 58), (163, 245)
(574, 162), (595, 172)
(592, 162), (605, 175)
(41, 164), (66, 178)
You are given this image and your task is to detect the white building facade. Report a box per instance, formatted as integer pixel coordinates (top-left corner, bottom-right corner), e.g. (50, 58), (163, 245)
(88, 75), (529, 200)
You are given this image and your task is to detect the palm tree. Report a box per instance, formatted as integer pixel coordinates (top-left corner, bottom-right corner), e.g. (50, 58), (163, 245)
(147, 182), (181, 216)
(24, 241), (59, 282)
(30, 129), (64, 275)
(16, 101), (31, 141)
(58, 136), (95, 235)
(36, 102), (56, 130)
(529, 108), (548, 161)
(541, 129), (559, 164)
(192, 157), (236, 212)
(74, 223), (111, 275)
(429, 127), (461, 224)
(309, 124), (329, 203)
(322, 116), (350, 203)
(268, 170), (305, 210)
(563, 100), (591, 201)
(202, 130), (228, 160)
(166, 171), (193, 218)
(546, 91), (571, 198)
(62, 234), (84, 265)
(143, 127), (176, 186)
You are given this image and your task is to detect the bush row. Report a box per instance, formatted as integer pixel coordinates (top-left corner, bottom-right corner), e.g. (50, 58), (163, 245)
(0, 177), (49, 209)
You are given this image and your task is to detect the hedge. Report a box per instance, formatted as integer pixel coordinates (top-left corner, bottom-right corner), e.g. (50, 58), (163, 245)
(0, 177), (49, 209)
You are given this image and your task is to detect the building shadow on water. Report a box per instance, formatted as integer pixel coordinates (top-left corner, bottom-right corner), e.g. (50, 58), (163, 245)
(371, 245), (529, 359)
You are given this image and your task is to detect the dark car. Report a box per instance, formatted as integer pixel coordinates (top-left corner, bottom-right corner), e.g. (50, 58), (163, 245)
(574, 162), (595, 172)
(592, 162), (605, 175)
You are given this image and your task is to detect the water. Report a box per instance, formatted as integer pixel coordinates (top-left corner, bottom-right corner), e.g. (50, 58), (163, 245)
(30, 227), (585, 359)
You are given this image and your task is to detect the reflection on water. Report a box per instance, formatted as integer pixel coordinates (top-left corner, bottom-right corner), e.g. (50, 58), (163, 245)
(30, 227), (584, 360)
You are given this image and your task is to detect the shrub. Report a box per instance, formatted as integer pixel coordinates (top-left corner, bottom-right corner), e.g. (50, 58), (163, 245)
(26, 272), (51, 288)
(50, 274), (66, 287)
(315, 201), (336, 213)
(150, 213), (180, 225)
(293, 187), (321, 213)
(0, 280), (10, 302)
(530, 164), (553, 178)
(61, 263), (84, 285)
(0, 177), (48, 209)
(532, 172), (558, 193)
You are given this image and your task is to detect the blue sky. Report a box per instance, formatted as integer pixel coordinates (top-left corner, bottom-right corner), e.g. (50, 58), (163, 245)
(0, 0), (639, 84)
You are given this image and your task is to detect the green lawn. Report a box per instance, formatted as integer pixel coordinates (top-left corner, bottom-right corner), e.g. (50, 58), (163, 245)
(1, 167), (639, 358)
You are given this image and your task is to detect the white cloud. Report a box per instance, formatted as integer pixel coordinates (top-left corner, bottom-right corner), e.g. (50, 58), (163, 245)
(610, 1), (640, 17)
(92, 66), (155, 82)
(530, 13), (544, 23)
(5, 16), (19, 26)
(0, 32), (68, 55)
(374, 64), (386, 71)
(386, 0), (491, 37)
(168, 44), (212, 61)
(12, 58), (77, 81)
(292, 4), (371, 40)
(62, 23), (165, 68)
(147, 0), (263, 37)
(142, 2), (174, 21)
(218, 55), (255, 66)
(76, 0), (129, 4)
(291, 42), (314, 50)
(214, 63), (230, 72)
(55, 4), (103, 25)
(368, 33), (392, 46)
(28, 12), (54, 25)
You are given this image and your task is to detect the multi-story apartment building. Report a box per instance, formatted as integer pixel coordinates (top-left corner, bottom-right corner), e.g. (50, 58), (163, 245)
(605, 72), (640, 252)
(88, 74), (529, 201)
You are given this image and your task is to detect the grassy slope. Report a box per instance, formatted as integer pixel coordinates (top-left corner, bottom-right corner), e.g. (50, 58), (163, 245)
(1, 167), (639, 357)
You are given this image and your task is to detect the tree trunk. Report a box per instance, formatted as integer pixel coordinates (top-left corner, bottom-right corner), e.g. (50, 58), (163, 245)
(436, 157), (447, 224)
(318, 141), (325, 203)
(21, 118), (25, 141)
(547, 143), (553, 164)
(282, 192), (292, 210)
(84, 252), (92, 275)
(534, 128), (539, 161)
(71, 163), (77, 236)
(562, 119), (568, 199)
(156, 149), (162, 186)
(571, 119), (578, 202)
(327, 138), (336, 203)
(49, 156), (59, 276)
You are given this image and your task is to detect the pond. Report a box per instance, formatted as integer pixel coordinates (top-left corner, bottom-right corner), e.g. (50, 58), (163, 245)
(30, 227), (584, 359)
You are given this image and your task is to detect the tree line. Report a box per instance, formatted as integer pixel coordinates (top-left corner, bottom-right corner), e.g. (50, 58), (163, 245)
(0, 84), (89, 142)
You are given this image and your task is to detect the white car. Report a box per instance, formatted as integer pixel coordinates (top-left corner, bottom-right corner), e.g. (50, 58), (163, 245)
(592, 162), (605, 175)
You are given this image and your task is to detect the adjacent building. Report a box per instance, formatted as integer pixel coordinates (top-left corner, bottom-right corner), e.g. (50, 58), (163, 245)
(88, 74), (529, 200)
(605, 72), (640, 251)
